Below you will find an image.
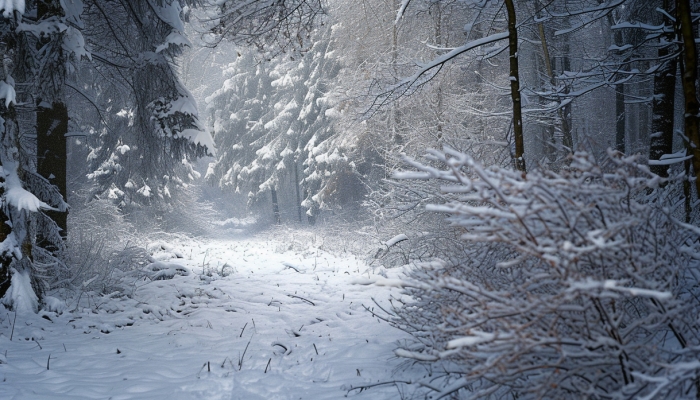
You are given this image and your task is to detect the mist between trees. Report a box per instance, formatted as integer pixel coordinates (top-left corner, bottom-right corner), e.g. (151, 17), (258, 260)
(1, 0), (700, 398)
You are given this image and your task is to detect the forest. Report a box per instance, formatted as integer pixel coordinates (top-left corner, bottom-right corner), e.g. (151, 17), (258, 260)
(1, 0), (700, 398)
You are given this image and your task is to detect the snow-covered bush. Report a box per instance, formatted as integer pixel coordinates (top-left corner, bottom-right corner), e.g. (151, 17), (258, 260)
(364, 126), (513, 269)
(388, 149), (700, 399)
(57, 199), (148, 301)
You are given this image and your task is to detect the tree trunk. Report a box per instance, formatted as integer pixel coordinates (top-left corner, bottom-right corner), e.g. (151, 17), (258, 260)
(0, 29), (12, 300)
(0, 106), (16, 300)
(615, 81), (626, 153)
(36, 0), (68, 243)
(561, 46), (573, 150)
(271, 188), (281, 225)
(676, 0), (700, 198)
(0, 13), (27, 302)
(505, 0), (525, 172)
(614, 26), (627, 154)
(649, 39), (677, 177)
(36, 101), (68, 240)
(390, 0), (401, 145)
(537, 21), (556, 162)
(294, 161), (302, 223)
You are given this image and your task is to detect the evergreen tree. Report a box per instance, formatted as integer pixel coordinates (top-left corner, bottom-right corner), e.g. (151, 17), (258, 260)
(207, 25), (351, 222)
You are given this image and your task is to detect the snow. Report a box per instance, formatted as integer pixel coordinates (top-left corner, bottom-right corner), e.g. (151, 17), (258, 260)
(383, 234), (408, 248)
(0, 0), (24, 18)
(17, 20), (67, 37)
(1, 268), (38, 314)
(446, 331), (496, 349)
(137, 184), (152, 197)
(152, 1), (184, 32)
(0, 235), (418, 399)
(5, 186), (54, 212)
(395, 0), (412, 24)
(63, 26), (91, 61)
(156, 31), (191, 53)
(42, 296), (67, 314)
(179, 128), (216, 152)
(144, 261), (191, 280)
(0, 80), (16, 108)
(649, 150), (693, 166)
(2, 160), (55, 212)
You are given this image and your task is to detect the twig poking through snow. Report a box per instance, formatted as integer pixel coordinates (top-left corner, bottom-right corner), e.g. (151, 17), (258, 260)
(239, 336), (252, 370)
(196, 362), (207, 379)
(10, 312), (16, 341)
(286, 294), (315, 306)
(272, 342), (288, 353)
(272, 342), (292, 355)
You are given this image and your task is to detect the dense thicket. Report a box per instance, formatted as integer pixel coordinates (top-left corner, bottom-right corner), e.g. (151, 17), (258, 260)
(201, 0), (700, 397)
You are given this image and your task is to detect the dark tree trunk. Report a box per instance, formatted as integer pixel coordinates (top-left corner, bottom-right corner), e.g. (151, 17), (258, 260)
(561, 48), (573, 150)
(537, 19), (556, 162)
(0, 109), (15, 300)
(676, 0), (700, 197)
(608, 17), (627, 154)
(614, 27), (627, 154)
(505, 0), (525, 172)
(36, 101), (68, 239)
(271, 188), (281, 225)
(615, 82), (626, 153)
(649, 49), (677, 177)
(0, 15), (19, 301)
(36, 0), (68, 242)
(538, 19), (573, 160)
(294, 162), (302, 223)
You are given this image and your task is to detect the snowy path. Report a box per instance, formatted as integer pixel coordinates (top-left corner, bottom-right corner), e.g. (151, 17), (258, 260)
(0, 237), (416, 399)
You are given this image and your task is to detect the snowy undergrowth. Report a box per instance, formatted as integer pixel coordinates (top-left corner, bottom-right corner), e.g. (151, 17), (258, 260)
(0, 234), (419, 399)
(252, 220), (389, 266)
(385, 149), (700, 399)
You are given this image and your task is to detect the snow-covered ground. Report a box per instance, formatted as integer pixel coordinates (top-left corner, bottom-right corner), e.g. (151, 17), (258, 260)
(0, 235), (419, 399)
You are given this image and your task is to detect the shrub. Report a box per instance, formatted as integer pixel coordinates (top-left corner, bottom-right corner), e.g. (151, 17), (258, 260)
(387, 149), (700, 399)
(55, 199), (148, 303)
